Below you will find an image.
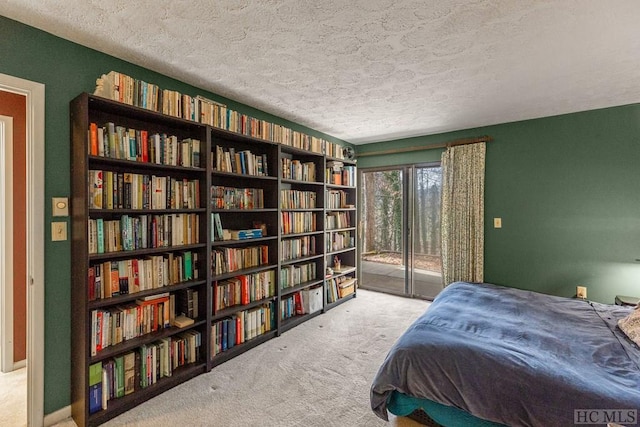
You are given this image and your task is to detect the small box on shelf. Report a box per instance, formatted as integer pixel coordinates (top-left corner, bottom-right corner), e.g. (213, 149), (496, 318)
(338, 278), (357, 298)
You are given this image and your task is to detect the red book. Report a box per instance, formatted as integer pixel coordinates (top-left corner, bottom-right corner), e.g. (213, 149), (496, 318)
(294, 292), (303, 315)
(333, 171), (342, 185)
(110, 263), (120, 296)
(141, 130), (148, 163)
(235, 316), (241, 345)
(239, 275), (249, 305)
(88, 266), (95, 301)
(89, 122), (98, 156)
(96, 311), (103, 353)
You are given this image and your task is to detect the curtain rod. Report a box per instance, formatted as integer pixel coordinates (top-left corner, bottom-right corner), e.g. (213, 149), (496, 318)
(356, 135), (493, 158)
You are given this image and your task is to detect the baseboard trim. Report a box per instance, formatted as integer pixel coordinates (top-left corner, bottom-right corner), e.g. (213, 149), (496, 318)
(44, 405), (72, 427)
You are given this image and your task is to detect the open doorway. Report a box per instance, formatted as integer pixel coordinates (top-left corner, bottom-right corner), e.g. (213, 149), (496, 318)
(0, 103), (27, 427)
(1, 114), (15, 373)
(0, 74), (45, 427)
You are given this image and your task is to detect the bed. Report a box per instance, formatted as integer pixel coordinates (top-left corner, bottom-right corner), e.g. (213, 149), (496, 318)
(370, 281), (640, 426)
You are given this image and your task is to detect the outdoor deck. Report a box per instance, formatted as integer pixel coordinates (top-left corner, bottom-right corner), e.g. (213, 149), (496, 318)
(360, 260), (443, 299)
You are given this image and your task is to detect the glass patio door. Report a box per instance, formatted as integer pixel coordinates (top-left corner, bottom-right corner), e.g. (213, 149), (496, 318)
(359, 164), (442, 299)
(360, 168), (407, 295)
(410, 165), (443, 299)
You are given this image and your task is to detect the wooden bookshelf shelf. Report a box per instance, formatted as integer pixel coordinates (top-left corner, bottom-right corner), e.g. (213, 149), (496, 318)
(71, 92), (357, 426)
(281, 254), (324, 266)
(211, 331), (278, 367)
(325, 292), (357, 311)
(211, 208), (278, 213)
(281, 178), (325, 186)
(326, 183), (356, 189)
(211, 170), (279, 181)
(89, 320), (206, 364)
(212, 296), (278, 320)
(88, 154), (207, 171)
(281, 230), (325, 238)
(210, 236), (277, 247)
(281, 279), (325, 297)
(88, 280), (207, 309)
(326, 247), (357, 256)
(280, 310), (323, 333)
(88, 243), (207, 261)
(87, 362), (206, 426)
(211, 264), (277, 281)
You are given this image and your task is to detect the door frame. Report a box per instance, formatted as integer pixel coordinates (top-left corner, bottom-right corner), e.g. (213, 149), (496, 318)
(0, 73), (45, 427)
(358, 162), (442, 298)
(1, 114), (15, 373)
(358, 166), (409, 296)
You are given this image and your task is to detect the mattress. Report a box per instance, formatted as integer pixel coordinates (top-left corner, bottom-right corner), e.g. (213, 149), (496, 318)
(370, 281), (640, 426)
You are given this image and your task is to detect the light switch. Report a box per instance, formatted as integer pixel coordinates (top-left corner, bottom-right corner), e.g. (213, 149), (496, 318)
(52, 197), (69, 216)
(52, 222), (67, 241)
(493, 217), (502, 228)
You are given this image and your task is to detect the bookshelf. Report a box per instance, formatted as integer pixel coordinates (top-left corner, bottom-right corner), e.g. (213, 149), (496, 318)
(324, 158), (358, 309)
(70, 93), (210, 426)
(209, 130), (280, 366)
(71, 93), (357, 426)
(279, 145), (326, 332)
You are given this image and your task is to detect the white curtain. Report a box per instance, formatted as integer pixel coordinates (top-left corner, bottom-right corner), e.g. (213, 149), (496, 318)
(440, 142), (486, 286)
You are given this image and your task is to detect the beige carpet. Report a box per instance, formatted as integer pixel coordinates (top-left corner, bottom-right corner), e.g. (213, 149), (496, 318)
(56, 289), (430, 427)
(0, 366), (27, 427)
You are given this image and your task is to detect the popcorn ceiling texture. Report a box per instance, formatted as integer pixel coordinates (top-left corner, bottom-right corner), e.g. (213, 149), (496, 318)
(2, 0), (640, 143)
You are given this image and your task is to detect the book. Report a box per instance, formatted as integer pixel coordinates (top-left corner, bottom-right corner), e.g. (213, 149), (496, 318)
(97, 126), (105, 157)
(228, 318), (236, 349)
(114, 355), (125, 398)
(173, 315), (195, 328)
(134, 351), (142, 392)
(89, 170), (103, 209)
(101, 364), (108, 410)
(252, 221), (267, 237)
(110, 262), (120, 296)
(229, 228), (263, 240)
(138, 292), (170, 301)
(117, 260), (129, 295)
(123, 352), (136, 395)
(88, 362), (102, 414)
(176, 288), (197, 318)
(89, 123), (99, 156)
(96, 218), (104, 254)
(222, 319), (228, 351)
(183, 251), (193, 281)
(213, 213), (224, 241)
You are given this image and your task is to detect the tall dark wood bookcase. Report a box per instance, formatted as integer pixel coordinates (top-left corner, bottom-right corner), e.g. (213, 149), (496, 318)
(70, 93), (357, 426)
(324, 158), (358, 308)
(208, 130), (280, 365)
(70, 93), (211, 427)
(278, 145), (327, 332)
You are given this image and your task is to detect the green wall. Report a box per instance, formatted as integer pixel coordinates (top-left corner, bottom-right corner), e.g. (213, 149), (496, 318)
(3, 12), (640, 416)
(357, 105), (640, 304)
(0, 15), (347, 415)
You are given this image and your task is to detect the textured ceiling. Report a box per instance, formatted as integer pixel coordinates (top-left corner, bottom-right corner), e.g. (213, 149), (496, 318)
(2, 1), (640, 144)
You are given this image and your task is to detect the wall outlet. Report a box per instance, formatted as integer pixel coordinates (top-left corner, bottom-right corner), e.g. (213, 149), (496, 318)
(576, 286), (587, 299)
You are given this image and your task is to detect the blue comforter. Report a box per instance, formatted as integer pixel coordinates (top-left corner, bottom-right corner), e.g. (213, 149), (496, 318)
(370, 282), (640, 426)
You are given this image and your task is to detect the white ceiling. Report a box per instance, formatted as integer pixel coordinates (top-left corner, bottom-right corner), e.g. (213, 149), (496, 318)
(2, 1), (640, 144)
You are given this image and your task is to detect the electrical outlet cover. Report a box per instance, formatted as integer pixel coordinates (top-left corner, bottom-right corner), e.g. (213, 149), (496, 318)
(576, 286), (587, 299)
